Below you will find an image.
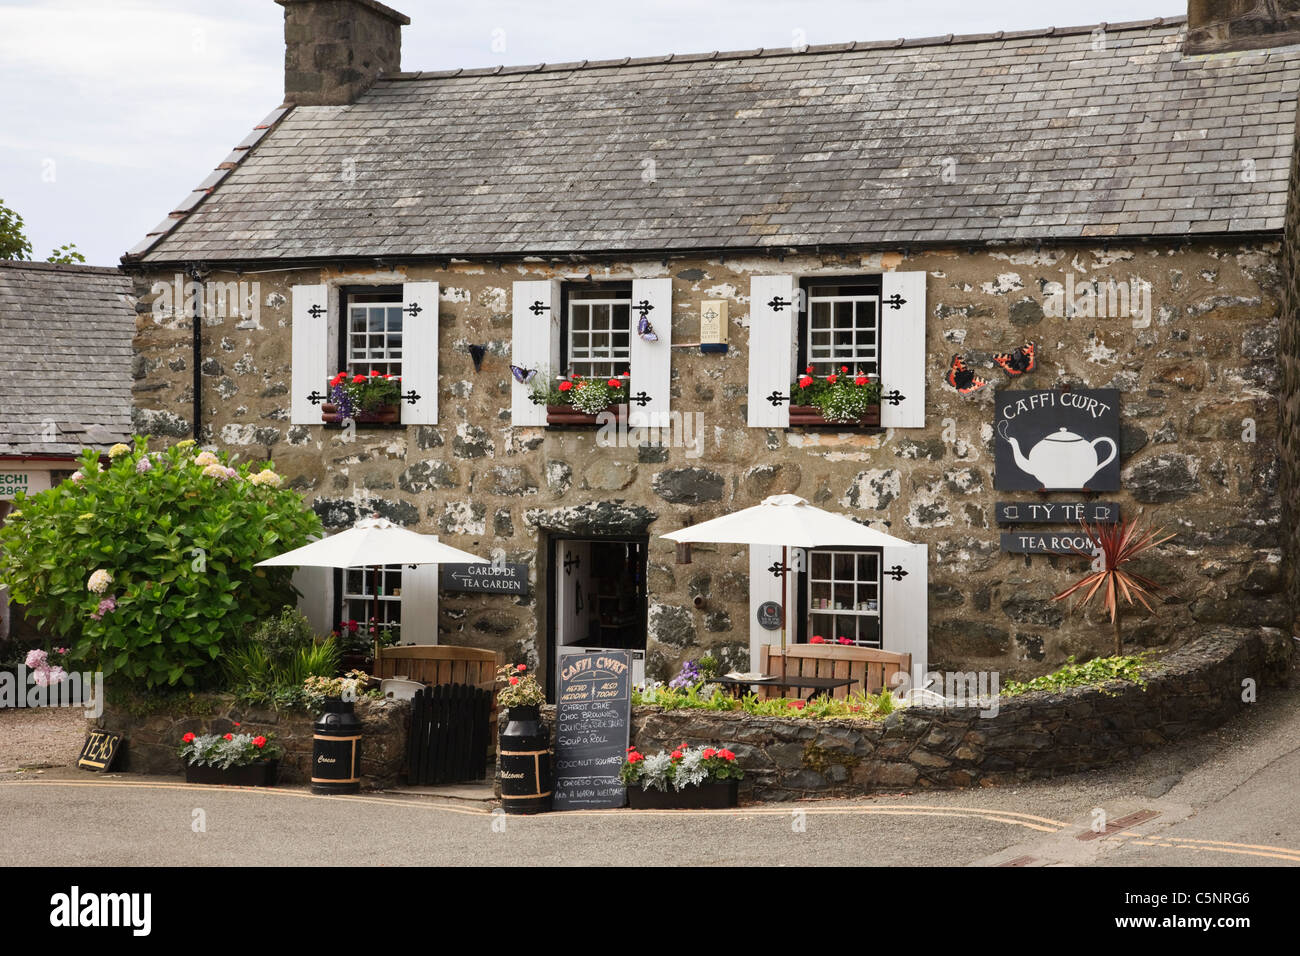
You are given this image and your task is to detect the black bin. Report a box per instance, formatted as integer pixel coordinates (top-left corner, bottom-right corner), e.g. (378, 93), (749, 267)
(312, 699), (362, 795)
(498, 705), (552, 814)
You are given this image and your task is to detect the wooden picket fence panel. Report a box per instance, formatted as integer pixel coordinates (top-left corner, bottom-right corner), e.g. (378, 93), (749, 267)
(407, 683), (493, 786)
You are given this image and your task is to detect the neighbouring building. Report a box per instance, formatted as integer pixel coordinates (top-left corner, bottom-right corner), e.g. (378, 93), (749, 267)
(122, 0), (1300, 694)
(0, 260), (135, 645)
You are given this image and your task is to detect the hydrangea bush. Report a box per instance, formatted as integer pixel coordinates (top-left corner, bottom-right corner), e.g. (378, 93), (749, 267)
(0, 436), (322, 689)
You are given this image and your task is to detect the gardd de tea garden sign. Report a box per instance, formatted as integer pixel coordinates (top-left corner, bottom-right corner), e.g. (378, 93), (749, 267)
(994, 388), (1120, 492)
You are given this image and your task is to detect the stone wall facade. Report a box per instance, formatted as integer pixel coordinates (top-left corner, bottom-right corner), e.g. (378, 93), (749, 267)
(126, 238), (1285, 682)
(612, 626), (1284, 799)
(94, 695), (409, 789)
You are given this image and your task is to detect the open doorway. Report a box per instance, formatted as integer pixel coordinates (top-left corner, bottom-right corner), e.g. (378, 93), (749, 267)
(545, 534), (647, 699)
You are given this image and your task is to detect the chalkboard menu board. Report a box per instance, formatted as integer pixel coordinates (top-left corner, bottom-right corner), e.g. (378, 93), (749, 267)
(552, 649), (632, 811)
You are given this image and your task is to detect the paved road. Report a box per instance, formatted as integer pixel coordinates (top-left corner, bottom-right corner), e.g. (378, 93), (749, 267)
(3, 683), (1297, 867)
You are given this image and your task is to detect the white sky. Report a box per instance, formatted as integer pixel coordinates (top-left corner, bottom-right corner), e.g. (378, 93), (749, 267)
(1, 0), (1177, 265)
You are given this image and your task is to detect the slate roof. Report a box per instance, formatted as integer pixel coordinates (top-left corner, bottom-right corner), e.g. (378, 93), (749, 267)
(0, 262), (135, 457)
(131, 16), (1300, 264)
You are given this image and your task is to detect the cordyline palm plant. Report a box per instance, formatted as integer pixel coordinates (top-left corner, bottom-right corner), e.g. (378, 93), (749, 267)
(1053, 517), (1176, 655)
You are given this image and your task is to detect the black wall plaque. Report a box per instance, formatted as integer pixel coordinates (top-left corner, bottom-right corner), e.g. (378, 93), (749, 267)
(1001, 532), (1099, 556)
(78, 730), (123, 772)
(438, 562), (528, 596)
(756, 601), (783, 630)
(995, 501), (1120, 525)
(552, 649), (632, 811)
(994, 389), (1120, 491)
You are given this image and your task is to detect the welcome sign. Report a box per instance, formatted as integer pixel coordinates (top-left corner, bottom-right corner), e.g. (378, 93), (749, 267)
(994, 389), (1121, 492)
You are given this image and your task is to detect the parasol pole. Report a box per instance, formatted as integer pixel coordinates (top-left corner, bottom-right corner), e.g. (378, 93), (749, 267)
(371, 563), (380, 665)
(780, 544), (788, 655)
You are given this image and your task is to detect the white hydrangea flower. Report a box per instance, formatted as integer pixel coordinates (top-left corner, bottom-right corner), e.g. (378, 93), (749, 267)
(87, 569), (113, 594)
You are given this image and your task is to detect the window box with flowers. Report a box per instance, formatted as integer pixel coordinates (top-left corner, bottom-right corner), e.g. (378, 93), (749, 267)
(321, 371), (404, 424)
(532, 373), (632, 427)
(789, 365), (882, 427)
(178, 727), (282, 786)
(619, 743), (743, 809)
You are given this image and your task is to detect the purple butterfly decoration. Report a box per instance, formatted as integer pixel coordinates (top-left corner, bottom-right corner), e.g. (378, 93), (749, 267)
(509, 364), (537, 385)
(637, 314), (657, 343)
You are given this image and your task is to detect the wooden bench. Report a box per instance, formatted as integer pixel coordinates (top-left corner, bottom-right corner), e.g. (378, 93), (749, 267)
(374, 645), (502, 692)
(758, 644), (911, 700)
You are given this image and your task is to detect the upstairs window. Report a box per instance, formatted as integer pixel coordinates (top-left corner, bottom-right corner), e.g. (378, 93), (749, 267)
(341, 286), (403, 377)
(799, 276), (882, 377)
(562, 283), (632, 379)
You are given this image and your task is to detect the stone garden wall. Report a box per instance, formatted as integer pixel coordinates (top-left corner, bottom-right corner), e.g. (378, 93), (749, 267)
(127, 239), (1285, 681)
(517, 626), (1288, 800)
(93, 695), (409, 789)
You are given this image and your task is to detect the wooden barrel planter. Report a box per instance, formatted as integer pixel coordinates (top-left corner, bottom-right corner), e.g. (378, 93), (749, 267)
(788, 404), (881, 427)
(545, 403), (629, 427)
(626, 780), (739, 810)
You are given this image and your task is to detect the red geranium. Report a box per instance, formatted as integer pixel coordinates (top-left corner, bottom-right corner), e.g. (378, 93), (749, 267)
(351, 374), (366, 384)
(840, 365), (849, 373)
(810, 635), (826, 644)
(837, 637), (853, 645)
(558, 381), (572, 392)
(509, 676), (520, 686)
(718, 750), (736, 760)
(607, 379), (621, 388)
(826, 374), (838, 384)
(370, 370), (382, 377)
(787, 700), (806, 710)
(182, 732), (195, 743)
(805, 364), (814, 374)
(232, 722), (241, 728)
(252, 736), (267, 748)
(855, 375), (868, 386)
(223, 733), (233, 741)
(797, 375), (813, 388)
(670, 749), (683, 761)
(516, 664), (527, 672)
(627, 752), (644, 763)
(703, 748), (717, 759)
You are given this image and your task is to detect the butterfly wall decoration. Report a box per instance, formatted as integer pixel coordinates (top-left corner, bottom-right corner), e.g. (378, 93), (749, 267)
(944, 355), (988, 395)
(637, 314), (658, 343)
(509, 364), (537, 385)
(993, 343), (1036, 376)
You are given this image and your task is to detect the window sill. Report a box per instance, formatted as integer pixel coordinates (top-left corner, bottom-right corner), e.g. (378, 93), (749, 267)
(321, 403), (403, 426)
(788, 404), (881, 428)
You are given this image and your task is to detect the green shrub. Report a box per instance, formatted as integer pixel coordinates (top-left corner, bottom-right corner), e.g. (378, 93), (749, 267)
(248, 606), (316, 668)
(0, 437), (322, 689)
(1001, 654), (1150, 697)
(224, 635), (341, 709)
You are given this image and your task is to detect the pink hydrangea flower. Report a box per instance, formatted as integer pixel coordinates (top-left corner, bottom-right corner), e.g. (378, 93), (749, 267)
(24, 649), (48, 669)
(136, 457), (152, 474)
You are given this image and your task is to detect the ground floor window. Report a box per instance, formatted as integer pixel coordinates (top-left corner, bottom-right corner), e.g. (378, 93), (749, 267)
(801, 548), (882, 647)
(334, 565), (403, 646)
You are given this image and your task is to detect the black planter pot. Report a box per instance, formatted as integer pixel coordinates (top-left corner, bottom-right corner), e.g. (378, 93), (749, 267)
(312, 698), (363, 795)
(184, 760), (279, 787)
(498, 705), (552, 814)
(626, 780), (739, 810)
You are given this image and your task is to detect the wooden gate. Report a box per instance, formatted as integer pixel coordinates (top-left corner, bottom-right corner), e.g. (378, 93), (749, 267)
(407, 683), (493, 785)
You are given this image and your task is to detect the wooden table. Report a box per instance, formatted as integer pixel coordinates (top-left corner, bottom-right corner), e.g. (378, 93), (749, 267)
(713, 674), (857, 700)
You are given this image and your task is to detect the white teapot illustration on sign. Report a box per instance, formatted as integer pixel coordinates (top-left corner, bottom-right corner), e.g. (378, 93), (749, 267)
(999, 421), (1117, 490)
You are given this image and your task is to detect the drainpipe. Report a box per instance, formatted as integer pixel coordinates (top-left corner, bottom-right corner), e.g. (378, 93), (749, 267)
(186, 263), (206, 442)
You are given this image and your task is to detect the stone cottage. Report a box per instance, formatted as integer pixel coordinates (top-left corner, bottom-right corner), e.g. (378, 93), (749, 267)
(0, 261), (135, 646)
(122, 0), (1300, 694)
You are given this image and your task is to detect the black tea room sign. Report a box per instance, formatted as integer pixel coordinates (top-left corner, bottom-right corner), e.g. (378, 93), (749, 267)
(994, 389), (1120, 492)
(78, 730), (123, 772)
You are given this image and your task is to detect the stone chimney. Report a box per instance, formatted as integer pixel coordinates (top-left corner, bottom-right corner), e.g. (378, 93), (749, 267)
(1186, 0), (1300, 54)
(276, 0), (409, 106)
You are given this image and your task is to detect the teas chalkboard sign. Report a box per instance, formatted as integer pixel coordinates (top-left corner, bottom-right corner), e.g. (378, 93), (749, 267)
(995, 501), (1120, 524)
(78, 730), (123, 772)
(994, 389), (1120, 491)
(438, 562), (528, 596)
(552, 649), (632, 811)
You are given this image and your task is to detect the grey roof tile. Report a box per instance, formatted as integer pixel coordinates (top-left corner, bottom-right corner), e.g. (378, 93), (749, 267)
(133, 18), (1298, 261)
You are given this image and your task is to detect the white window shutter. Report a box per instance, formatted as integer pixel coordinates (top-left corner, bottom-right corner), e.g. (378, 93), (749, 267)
(748, 544), (790, 671)
(629, 277), (673, 428)
(880, 271), (927, 429)
(400, 562), (440, 646)
(511, 279), (562, 426)
(881, 543), (928, 689)
(401, 281), (439, 424)
(747, 275), (796, 427)
(292, 562), (333, 637)
(290, 283), (329, 424)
